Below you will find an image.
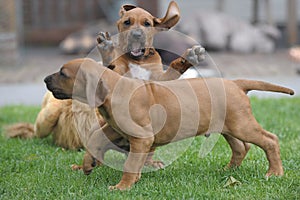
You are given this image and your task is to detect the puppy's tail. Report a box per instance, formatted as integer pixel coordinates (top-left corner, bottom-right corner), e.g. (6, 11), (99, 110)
(234, 79), (294, 95)
(4, 123), (35, 139)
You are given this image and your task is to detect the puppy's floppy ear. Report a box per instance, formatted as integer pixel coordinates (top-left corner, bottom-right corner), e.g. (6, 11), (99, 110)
(119, 5), (137, 17)
(86, 73), (109, 108)
(154, 1), (180, 30)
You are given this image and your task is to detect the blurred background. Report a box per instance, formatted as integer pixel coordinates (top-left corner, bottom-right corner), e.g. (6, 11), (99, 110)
(0, 0), (300, 105)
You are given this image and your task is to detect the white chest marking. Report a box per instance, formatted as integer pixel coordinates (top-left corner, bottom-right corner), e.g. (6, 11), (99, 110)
(128, 63), (152, 80)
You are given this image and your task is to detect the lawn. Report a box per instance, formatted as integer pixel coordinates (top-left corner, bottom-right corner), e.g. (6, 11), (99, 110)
(0, 97), (299, 199)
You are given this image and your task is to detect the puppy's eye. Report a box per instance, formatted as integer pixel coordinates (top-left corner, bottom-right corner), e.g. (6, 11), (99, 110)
(60, 70), (67, 78)
(144, 21), (151, 27)
(124, 19), (130, 26)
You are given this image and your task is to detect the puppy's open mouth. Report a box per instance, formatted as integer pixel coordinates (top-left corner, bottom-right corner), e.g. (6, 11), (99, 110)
(130, 48), (145, 57)
(129, 42), (145, 58)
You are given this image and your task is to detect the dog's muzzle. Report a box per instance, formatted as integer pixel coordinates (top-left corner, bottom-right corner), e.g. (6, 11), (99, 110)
(127, 29), (146, 58)
(44, 75), (71, 100)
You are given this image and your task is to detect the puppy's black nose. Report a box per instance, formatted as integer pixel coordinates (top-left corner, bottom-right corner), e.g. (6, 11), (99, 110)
(132, 29), (143, 39)
(44, 75), (51, 84)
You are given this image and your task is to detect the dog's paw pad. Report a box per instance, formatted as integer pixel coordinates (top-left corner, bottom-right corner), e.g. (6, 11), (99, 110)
(185, 45), (206, 66)
(97, 32), (114, 51)
(97, 32), (111, 43)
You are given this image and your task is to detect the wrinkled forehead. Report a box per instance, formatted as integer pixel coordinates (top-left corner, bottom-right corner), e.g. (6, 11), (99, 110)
(64, 61), (81, 70)
(61, 61), (81, 75)
(122, 7), (154, 20)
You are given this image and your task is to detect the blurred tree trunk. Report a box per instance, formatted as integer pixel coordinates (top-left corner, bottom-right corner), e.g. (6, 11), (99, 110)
(0, 0), (19, 66)
(215, 0), (225, 12)
(264, 0), (273, 25)
(252, 0), (259, 24)
(287, 0), (298, 46)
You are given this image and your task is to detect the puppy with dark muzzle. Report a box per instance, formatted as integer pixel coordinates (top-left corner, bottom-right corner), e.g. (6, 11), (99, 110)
(73, 1), (206, 174)
(45, 58), (293, 190)
(97, 1), (205, 80)
(5, 1), (205, 177)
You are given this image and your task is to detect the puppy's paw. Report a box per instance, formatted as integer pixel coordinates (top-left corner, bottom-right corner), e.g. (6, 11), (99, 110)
(71, 164), (83, 171)
(184, 45), (206, 66)
(71, 163), (97, 176)
(109, 183), (131, 191)
(144, 160), (165, 169)
(265, 168), (284, 178)
(97, 32), (114, 52)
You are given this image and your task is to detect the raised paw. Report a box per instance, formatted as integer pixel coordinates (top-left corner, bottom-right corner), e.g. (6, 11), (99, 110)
(97, 31), (114, 52)
(183, 45), (206, 66)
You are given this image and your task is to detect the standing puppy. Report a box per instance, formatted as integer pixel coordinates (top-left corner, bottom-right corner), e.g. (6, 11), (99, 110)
(5, 1), (203, 155)
(77, 1), (205, 173)
(44, 58), (294, 190)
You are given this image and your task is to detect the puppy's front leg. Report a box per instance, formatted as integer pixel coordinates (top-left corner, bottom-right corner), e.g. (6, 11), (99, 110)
(170, 45), (206, 74)
(157, 45), (205, 80)
(97, 32), (115, 67)
(35, 95), (63, 138)
(109, 137), (154, 191)
(76, 124), (124, 175)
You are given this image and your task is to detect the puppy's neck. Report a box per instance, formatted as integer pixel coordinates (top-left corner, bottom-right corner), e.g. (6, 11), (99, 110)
(95, 68), (146, 124)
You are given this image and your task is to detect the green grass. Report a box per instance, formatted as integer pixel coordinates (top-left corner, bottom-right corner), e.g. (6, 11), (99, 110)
(0, 98), (300, 199)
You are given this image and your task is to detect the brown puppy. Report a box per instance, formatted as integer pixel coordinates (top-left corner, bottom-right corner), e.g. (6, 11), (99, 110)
(44, 58), (294, 190)
(96, 1), (202, 79)
(77, 0), (205, 173)
(6, 1), (204, 173)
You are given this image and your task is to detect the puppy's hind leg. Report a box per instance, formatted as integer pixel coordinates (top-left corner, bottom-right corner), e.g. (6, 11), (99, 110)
(259, 129), (283, 177)
(144, 147), (164, 169)
(222, 134), (251, 169)
(229, 120), (283, 177)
